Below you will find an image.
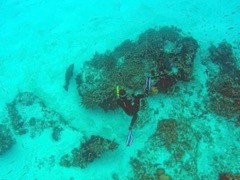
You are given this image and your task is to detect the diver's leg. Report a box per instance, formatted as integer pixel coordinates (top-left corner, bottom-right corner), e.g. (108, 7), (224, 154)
(129, 114), (138, 129)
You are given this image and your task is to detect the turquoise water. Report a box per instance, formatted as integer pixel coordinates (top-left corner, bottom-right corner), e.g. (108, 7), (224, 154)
(0, 0), (240, 179)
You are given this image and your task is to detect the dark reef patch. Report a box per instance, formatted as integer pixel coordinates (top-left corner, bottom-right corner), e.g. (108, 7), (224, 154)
(77, 26), (199, 111)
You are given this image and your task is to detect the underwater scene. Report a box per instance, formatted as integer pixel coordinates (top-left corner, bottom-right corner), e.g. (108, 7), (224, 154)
(0, 0), (240, 179)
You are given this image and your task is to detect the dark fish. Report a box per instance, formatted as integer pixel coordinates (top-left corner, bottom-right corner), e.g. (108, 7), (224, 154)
(7, 170), (12, 174)
(205, 69), (209, 76)
(126, 129), (133, 146)
(153, 163), (162, 167)
(64, 64), (74, 91)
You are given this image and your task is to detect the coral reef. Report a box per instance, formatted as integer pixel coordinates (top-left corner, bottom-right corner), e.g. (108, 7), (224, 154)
(51, 126), (63, 141)
(77, 26), (198, 111)
(6, 92), (67, 140)
(208, 41), (238, 77)
(152, 119), (178, 149)
(59, 135), (118, 168)
(112, 173), (119, 180)
(130, 156), (172, 180)
(6, 102), (27, 135)
(129, 118), (200, 179)
(219, 173), (240, 180)
(150, 119), (198, 158)
(207, 41), (240, 117)
(208, 74), (240, 117)
(0, 124), (15, 155)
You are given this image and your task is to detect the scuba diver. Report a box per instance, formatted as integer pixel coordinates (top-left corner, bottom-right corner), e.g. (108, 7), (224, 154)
(117, 89), (144, 130)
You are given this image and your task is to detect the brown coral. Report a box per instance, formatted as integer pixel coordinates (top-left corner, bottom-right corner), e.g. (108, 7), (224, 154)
(77, 26), (198, 111)
(154, 119), (178, 149)
(60, 135), (119, 168)
(208, 74), (240, 117)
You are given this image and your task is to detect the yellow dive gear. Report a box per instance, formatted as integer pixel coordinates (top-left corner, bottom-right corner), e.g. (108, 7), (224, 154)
(116, 85), (120, 97)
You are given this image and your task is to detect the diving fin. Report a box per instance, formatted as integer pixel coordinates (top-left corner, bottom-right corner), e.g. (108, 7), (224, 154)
(126, 129), (133, 146)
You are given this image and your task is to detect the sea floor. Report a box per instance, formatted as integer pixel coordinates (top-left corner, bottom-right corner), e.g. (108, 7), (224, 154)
(0, 0), (240, 180)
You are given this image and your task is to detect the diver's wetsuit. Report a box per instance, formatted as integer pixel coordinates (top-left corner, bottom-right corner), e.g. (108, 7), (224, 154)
(117, 94), (144, 128)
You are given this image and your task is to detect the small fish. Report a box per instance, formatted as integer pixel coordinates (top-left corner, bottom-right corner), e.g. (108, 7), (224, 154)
(153, 163), (162, 167)
(7, 170), (12, 174)
(145, 77), (152, 94)
(126, 129), (133, 146)
(64, 64), (74, 91)
(205, 69), (209, 76)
